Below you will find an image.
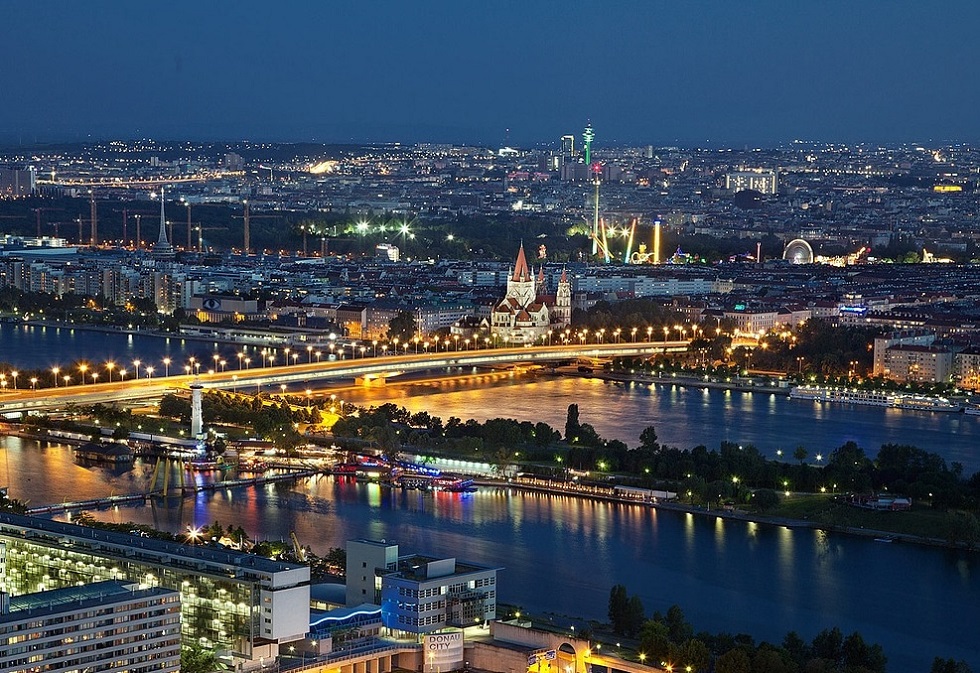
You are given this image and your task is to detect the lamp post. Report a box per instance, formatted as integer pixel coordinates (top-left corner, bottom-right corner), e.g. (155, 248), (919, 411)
(10, 371), (17, 390)
(163, 357), (171, 377)
(133, 360), (141, 381)
(106, 362), (115, 382)
(52, 367), (60, 387)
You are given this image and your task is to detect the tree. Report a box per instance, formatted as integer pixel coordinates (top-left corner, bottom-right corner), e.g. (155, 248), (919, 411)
(665, 604), (692, 643)
(811, 627), (843, 662)
(625, 595), (646, 637)
(387, 310), (417, 341)
(639, 425), (660, 451)
(565, 404), (581, 442)
(608, 584), (629, 635)
(752, 488), (780, 511)
(638, 620), (671, 662)
(793, 445), (808, 465)
(181, 644), (217, 673)
(716, 648), (751, 673)
(678, 639), (710, 673)
(931, 658), (973, 673)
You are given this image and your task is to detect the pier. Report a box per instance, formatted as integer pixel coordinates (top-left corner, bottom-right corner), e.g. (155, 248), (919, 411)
(25, 469), (319, 516)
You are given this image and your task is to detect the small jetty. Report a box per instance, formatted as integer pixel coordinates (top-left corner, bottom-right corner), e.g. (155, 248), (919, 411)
(25, 469), (318, 516)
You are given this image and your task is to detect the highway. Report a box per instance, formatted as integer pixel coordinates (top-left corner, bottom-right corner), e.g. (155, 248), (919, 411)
(0, 340), (688, 413)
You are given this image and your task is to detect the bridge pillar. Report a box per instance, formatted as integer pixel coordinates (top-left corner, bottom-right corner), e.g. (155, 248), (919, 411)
(354, 375), (385, 387)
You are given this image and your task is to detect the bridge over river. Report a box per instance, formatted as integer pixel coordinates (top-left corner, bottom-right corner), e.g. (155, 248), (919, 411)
(0, 341), (688, 413)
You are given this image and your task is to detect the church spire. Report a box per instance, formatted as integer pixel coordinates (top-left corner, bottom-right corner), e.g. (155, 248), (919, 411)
(512, 242), (531, 281)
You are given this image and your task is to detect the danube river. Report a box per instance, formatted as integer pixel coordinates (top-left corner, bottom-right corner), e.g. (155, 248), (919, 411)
(1, 435), (978, 671)
(337, 373), (980, 472)
(2, 326), (979, 668)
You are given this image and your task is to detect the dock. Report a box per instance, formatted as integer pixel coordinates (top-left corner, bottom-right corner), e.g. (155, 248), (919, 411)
(25, 469), (319, 516)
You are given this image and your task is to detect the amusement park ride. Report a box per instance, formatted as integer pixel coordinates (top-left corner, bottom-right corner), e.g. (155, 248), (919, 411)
(582, 123), (663, 266)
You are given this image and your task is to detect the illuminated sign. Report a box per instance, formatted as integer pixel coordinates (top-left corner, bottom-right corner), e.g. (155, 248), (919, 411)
(933, 184), (962, 193)
(424, 631), (463, 671)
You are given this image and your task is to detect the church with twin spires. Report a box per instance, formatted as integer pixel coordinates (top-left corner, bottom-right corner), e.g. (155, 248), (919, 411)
(490, 244), (571, 344)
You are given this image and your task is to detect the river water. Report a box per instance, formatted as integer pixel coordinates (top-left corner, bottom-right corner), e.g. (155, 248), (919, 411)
(1, 328), (979, 669)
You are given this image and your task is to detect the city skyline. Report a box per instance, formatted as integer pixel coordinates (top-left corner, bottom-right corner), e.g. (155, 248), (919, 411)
(2, 2), (980, 146)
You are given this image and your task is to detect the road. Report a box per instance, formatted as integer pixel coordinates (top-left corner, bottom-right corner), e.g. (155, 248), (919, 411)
(0, 340), (688, 413)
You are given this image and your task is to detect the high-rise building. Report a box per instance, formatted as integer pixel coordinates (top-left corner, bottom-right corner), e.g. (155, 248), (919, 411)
(0, 581), (181, 673)
(725, 169), (778, 195)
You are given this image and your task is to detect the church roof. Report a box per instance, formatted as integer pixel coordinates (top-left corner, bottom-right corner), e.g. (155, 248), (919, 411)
(512, 244), (531, 282)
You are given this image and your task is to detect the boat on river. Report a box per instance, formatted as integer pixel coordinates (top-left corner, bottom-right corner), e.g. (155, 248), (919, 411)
(790, 385), (962, 412)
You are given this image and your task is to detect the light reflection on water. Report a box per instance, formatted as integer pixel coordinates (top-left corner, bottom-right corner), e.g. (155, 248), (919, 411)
(340, 374), (980, 470)
(0, 448), (973, 672)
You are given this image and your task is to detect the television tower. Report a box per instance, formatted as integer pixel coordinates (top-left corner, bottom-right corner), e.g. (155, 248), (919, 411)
(583, 123), (602, 258)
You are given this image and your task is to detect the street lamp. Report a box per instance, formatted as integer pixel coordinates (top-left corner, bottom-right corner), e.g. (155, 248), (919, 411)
(307, 345), (313, 363)
(133, 360), (141, 380)
(30, 377), (38, 391)
(52, 367), (60, 387)
(163, 357), (171, 377)
(79, 364), (88, 384)
(145, 366), (155, 380)
(106, 362), (115, 382)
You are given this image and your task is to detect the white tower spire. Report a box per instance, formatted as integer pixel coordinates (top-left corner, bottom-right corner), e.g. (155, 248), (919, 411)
(152, 187), (175, 258)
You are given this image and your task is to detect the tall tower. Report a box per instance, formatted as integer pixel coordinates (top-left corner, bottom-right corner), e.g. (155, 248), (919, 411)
(582, 124), (594, 166)
(583, 124), (601, 257)
(152, 187), (175, 258)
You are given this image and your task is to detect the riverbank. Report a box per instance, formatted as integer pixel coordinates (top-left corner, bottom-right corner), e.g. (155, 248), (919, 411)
(564, 368), (792, 395)
(475, 476), (974, 552)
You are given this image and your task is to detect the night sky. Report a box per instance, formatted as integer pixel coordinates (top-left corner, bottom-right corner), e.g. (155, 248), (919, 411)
(2, 1), (979, 146)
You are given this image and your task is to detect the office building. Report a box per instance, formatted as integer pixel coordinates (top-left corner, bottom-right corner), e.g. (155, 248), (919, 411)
(0, 580), (181, 673)
(346, 538), (501, 635)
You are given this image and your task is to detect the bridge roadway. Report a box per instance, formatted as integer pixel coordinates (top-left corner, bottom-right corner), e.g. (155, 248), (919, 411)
(0, 341), (688, 413)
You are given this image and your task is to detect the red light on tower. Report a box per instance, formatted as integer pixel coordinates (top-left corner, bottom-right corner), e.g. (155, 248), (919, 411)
(591, 161), (602, 175)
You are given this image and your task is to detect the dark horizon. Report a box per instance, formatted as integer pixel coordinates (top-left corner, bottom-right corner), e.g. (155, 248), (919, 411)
(3, 2), (979, 148)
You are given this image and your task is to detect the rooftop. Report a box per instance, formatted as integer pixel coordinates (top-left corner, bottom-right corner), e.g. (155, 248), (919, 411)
(3, 580), (177, 622)
(0, 512), (305, 580)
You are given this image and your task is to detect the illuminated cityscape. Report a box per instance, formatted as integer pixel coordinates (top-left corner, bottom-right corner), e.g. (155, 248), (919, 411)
(1, 3), (980, 673)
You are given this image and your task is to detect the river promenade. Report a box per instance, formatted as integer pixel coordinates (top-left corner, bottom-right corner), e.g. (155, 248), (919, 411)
(471, 475), (965, 550)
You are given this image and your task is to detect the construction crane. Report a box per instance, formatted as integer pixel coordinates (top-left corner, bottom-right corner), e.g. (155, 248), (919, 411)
(195, 224), (225, 252)
(232, 200), (280, 255)
(89, 190), (98, 246)
(31, 207), (63, 237)
(122, 209), (155, 248)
